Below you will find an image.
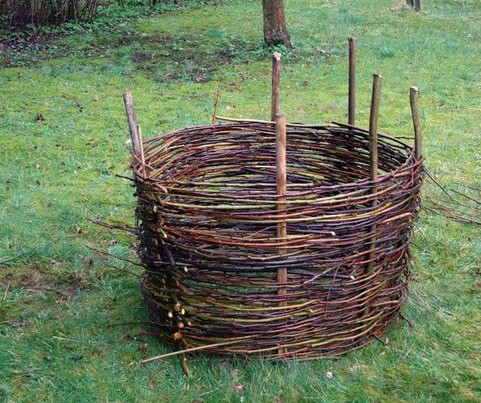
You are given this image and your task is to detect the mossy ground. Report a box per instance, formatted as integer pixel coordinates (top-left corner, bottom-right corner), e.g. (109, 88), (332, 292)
(1, 0), (480, 401)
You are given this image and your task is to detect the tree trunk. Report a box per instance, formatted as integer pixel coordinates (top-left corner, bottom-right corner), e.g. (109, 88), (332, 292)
(262, 0), (293, 50)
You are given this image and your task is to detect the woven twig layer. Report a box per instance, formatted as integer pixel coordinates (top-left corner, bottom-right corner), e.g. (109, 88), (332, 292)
(132, 121), (423, 358)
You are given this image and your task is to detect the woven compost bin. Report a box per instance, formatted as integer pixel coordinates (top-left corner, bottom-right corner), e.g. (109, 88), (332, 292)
(131, 120), (424, 359)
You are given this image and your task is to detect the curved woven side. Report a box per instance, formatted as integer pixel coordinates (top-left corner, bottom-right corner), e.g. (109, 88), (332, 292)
(132, 122), (423, 358)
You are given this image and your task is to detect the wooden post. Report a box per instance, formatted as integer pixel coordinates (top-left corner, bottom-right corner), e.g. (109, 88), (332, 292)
(410, 86), (422, 160)
(414, 0), (421, 11)
(367, 74), (383, 273)
(123, 92), (141, 156)
(348, 37), (356, 126)
(276, 112), (287, 302)
(369, 75), (382, 182)
(136, 125), (147, 176)
(212, 90), (220, 124)
(271, 52), (282, 122)
(276, 112), (287, 356)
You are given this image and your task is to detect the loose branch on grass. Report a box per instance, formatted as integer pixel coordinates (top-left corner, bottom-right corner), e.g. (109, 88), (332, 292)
(102, 263), (142, 279)
(85, 245), (144, 268)
(461, 184), (481, 193)
(445, 195), (481, 213)
(450, 189), (481, 206)
(421, 166), (481, 226)
(115, 174), (135, 182)
(423, 169), (454, 201)
(86, 218), (136, 235)
(399, 313), (414, 328)
(140, 340), (243, 365)
(424, 196), (481, 226)
(372, 334), (388, 346)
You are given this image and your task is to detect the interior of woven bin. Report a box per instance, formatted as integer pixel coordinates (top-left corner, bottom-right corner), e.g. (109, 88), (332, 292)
(141, 122), (409, 187)
(134, 122), (421, 358)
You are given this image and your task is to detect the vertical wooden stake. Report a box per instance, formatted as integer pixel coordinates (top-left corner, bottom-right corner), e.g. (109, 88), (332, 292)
(271, 53), (282, 122)
(367, 74), (383, 273)
(276, 112), (287, 300)
(348, 37), (357, 126)
(410, 86), (423, 160)
(136, 125), (147, 176)
(276, 112), (287, 356)
(123, 92), (141, 157)
(414, 0), (421, 11)
(369, 75), (382, 182)
(212, 90), (220, 124)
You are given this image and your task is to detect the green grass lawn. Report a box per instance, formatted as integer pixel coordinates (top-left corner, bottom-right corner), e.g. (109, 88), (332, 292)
(1, 0), (480, 401)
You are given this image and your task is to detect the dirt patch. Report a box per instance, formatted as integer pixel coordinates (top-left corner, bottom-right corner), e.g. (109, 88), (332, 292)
(1, 25), (333, 81)
(1, 269), (53, 295)
(0, 30), (60, 51)
(0, 27), (263, 77)
(0, 264), (86, 299)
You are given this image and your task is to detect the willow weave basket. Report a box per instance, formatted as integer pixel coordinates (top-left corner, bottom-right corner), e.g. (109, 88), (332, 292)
(131, 120), (423, 359)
